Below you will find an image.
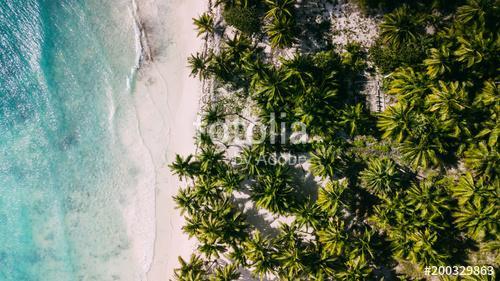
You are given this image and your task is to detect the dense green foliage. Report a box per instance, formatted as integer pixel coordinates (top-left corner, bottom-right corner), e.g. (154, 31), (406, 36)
(222, 6), (261, 35)
(175, 0), (499, 280)
(351, 0), (467, 13)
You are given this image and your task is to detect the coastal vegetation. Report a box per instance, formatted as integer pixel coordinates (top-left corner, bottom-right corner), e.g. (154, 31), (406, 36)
(177, 0), (499, 279)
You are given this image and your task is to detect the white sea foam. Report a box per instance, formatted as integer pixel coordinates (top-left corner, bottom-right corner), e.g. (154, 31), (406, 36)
(130, 0), (144, 71)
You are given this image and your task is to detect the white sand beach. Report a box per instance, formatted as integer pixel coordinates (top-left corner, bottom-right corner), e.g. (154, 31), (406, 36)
(122, 0), (206, 280)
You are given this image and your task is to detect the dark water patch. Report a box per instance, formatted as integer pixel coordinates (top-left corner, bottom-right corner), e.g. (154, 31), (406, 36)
(59, 132), (80, 151)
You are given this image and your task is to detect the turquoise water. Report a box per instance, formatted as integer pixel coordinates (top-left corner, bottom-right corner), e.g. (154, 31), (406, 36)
(0, 0), (143, 280)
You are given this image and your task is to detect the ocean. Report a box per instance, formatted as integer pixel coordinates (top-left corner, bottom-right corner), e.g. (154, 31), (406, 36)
(0, 0), (148, 280)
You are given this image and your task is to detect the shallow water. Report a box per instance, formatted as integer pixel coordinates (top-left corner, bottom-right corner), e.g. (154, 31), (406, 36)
(0, 0), (147, 279)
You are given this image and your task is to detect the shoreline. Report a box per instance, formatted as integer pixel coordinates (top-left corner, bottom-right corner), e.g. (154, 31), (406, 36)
(124, 0), (208, 280)
(130, 0), (152, 67)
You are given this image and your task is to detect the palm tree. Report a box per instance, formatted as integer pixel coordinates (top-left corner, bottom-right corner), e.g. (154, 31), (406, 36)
(309, 141), (349, 179)
(174, 255), (207, 281)
(194, 212), (228, 243)
(275, 223), (303, 247)
(223, 33), (253, 64)
(293, 201), (326, 231)
(377, 102), (415, 142)
(386, 67), (431, 103)
(474, 81), (499, 147)
(193, 13), (214, 38)
(226, 244), (248, 267)
(210, 50), (235, 81)
(253, 66), (291, 108)
(211, 264), (240, 281)
(389, 223), (448, 266)
(380, 5), (423, 48)
(360, 158), (402, 197)
(174, 187), (198, 216)
(264, 0), (295, 20)
(170, 154), (198, 180)
(405, 113), (454, 166)
(406, 179), (451, 225)
(400, 138), (442, 170)
(338, 103), (372, 137)
(424, 45), (453, 79)
(449, 174), (498, 241)
(197, 147), (225, 174)
(251, 164), (296, 214)
(372, 192), (416, 231)
(183, 215), (203, 239)
(218, 207), (249, 244)
(276, 245), (307, 279)
(335, 256), (372, 281)
(427, 81), (468, 120)
(193, 177), (221, 203)
(456, 0), (498, 26)
(202, 103), (226, 125)
(196, 131), (216, 148)
(217, 169), (244, 192)
(188, 52), (212, 80)
(350, 228), (378, 261)
(317, 180), (350, 216)
(243, 54), (268, 86)
(198, 238), (226, 260)
(474, 80), (499, 109)
(449, 173), (495, 205)
(308, 254), (338, 280)
(295, 83), (339, 135)
(464, 142), (499, 179)
(243, 231), (277, 279)
(281, 53), (314, 91)
(274, 224), (308, 278)
(238, 144), (268, 176)
(404, 228), (449, 265)
(265, 16), (296, 49)
(318, 219), (347, 256)
(454, 198), (498, 241)
(454, 32), (495, 68)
